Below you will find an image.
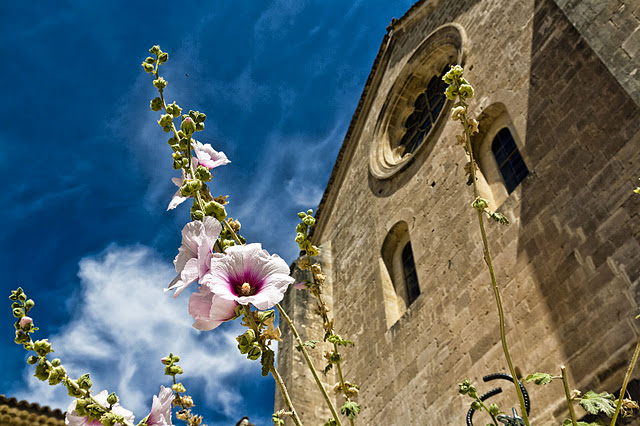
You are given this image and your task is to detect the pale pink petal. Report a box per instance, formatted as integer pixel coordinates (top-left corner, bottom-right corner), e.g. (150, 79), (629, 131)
(147, 385), (174, 425)
(193, 140), (230, 169)
(66, 390), (134, 426)
(188, 285), (238, 331)
(294, 282), (308, 290)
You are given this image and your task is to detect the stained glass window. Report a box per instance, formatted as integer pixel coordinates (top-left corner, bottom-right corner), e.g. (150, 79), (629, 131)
(399, 70), (448, 155)
(491, 127), (529, 193)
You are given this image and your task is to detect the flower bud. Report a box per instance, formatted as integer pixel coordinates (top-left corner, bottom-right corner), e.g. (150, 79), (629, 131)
(295, 233), (305, 243)
(24, 299), (35, 310)
(48, 365), (66, 385)
(445, 85), (458, 100)
(191, 210), (204, 221)
(307, 245), (319, 257)
(77, 373), (92, 391)
(203, 201), (226, 221)
(149, 45), (161, 55)
(51, 358), (61, 367)
(106, 392), (118, 405)
(458, 84), (474, 99)
(12, 307), (24, 317)
(258, 310), (275, 323)
(142, 62), (154, 73)
(298, 212), (306, 219)
(450, 65), (463, 78)
(489, 403), (499, 416)
(33, 339), (52, 356)
(181, 116), (196, 135)
(195, 166), (212, 182)
(158, 52), (168, 63)
(237, 329), (256, 347)
(472, 197), (488, 211)
(161, 357), (170, 365)
(34, 361), (50, 381)
(170, 365), (183, 375)
(471, 401), (482, 411)
(166, 101), (182, 118)
(27, 355), (38, 365)
(195, 122), (205, 132)
(247, 346), (262, 361)
(158, 114), (173, 128)
(19, 316), (33, 330)
(153, 77), (167, 90)
(451, 106), (465, 121)
(172, 382), (186, 393)
(150, 97), (163, 111)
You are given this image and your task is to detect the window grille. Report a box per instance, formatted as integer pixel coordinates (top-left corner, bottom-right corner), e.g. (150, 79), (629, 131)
(401, 242), (420, 305)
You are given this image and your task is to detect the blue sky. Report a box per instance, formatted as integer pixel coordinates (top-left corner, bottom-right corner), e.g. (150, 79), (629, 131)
(0, 1), (416, 424)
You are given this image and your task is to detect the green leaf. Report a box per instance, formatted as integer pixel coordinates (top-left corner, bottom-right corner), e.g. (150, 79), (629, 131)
(327, 334), (354, 347)
(524, 372), (554, 386)
(323, 419), (338, 426)
(341, 401), (360, 420)
(562, 420), (605, 426)
(261, 349), (275, 377)
(295, 340), (319, 351)
(579, 390), (616, 417)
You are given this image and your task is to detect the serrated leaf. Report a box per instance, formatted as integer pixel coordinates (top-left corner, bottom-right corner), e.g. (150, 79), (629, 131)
(524, 372), (554, 386)
(579, 390), (616, 417)
(341, 401), (360, 420)
(295, 340), (319, 351)
(261, 348), (275, 377)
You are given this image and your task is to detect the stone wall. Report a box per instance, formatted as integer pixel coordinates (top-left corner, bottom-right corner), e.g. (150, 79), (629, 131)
(277, 0), (640, 424)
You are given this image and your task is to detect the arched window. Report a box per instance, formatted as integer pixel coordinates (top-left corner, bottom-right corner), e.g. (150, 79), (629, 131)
(399, 69), (448, 155)
(380, 222), (421, 327)
(491, 127), (529, 193)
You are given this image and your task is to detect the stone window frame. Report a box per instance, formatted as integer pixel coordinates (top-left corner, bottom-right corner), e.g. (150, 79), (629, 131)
(370, 23), (467, 180)
(471, 104), (529, 209)
(380, 221), (420, 327)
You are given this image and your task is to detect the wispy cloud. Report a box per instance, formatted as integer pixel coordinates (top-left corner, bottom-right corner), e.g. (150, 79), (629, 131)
(14, 244), (264, 423)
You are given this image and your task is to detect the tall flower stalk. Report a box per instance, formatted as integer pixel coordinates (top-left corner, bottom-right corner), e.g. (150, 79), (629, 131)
(443, 66), (530, 425)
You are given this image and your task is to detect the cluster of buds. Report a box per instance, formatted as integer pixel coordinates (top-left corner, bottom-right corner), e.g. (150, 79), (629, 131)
(295, 209), (319, 257)
(161, 354), (205, 426)
(333, 381), (359, 399)
(238, 309), (279, 377)
(443, 65), (474, 101)
(219, 216), (246, 251)
(237, 329), (262, 361)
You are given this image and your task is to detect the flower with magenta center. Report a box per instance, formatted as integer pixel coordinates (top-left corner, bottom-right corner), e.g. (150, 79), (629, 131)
(168, 216), (221, 297)
(193, 140), (230, 170)
(201, 243), (294, 311)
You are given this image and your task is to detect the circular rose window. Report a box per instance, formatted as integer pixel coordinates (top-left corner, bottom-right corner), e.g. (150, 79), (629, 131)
(370, 24), (466, 180)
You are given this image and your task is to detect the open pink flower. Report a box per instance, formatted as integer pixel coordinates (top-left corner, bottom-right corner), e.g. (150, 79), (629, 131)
(168, 216), (222, 297)
(65, 390), (134, 426)
(188, 284), (238, 330)
(193, 140), (230, 169)
(201, 243), (294, 310)
(146, 386), (174, 426)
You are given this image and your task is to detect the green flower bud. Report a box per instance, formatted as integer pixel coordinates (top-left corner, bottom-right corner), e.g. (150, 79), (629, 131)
(297, 212), (306, 219)
(195, 112), (206, 123)
(295, 233), (305, 243)
(34, 361), (50, 381)
(27, 355), (38, 365)
(471, 401), (482, 411)
(237, 343), (250, 354)
(247, 346), (262, 361)
(77, 373), (92, 391)
(307, 245), (319, 257)
(142, 62), (154, 73)
(145, 56), (155, 64)
(442, 73), (454, 85)
(172, 160), (183, 170)
(195, 165), (212, 182)
(158, 52), (168, 63)
(188, 179), (202, 192)
(258, 310), (275, 323)
(166, 101), (182, 118)
(472, 197), (488, 211)
(488, 403), (499, 416)
(178, 137), (189, 150)
(150, 97), (163, 112)
(458, 84), (474, 99)
(296, 223), (308, 233)
(153, 77), (167, 90)
(14, 330), (29, 344)
(307, 209), (313, 215)
(450, 65), (463, 78)
(149, 45), (161, 55)
(172, 355), (180, 363)
(445, 85), (458, 100)
(203, 201), (226, 221)
(106, 392), (118, 406)
(458, 380), (470, 394)
(158, 114), (173, 128)
(237, 329), (256, 347)
(24, 299), (35, 310)
(195, 122), (205, 132)
(468, 385), (478, 399)
(172, 382), (186, 393)
(303, 216), (316, 226)
(48, 365), (66, 385)
(33, 339), (52, 356)
(169, 365), (183, 375)
(191, 210), (204, 221)
(181, 116), (196, 135)
(12, 307), (24, 317)
(51, 358), (61, 367)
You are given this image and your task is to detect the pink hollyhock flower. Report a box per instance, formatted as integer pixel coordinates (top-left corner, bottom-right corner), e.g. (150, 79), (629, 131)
(65, 390), (134, 426)
(168, 216), (222, 297)
(201, 243), (294, 310)
(146, 386), (174, 426)
(193, 140), (230, 170)
(188, 284), (238, 331)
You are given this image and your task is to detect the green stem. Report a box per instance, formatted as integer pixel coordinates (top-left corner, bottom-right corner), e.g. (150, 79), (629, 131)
(332, 349), (355, 426)
(243, 306), (304, 426)
(461, 105), (530, 426)
(560, 366), (578, 426)
(610, 339), (640, 426)
(276, 303), (343, 426)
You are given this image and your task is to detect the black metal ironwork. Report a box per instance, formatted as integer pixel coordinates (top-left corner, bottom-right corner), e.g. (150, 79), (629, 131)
(466, 373), (530, 426)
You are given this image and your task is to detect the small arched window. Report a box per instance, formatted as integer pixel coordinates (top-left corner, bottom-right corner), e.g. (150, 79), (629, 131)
(380, 222), (421, 327)
(398, 69), (448, 155)
(491, 128), (529, 193)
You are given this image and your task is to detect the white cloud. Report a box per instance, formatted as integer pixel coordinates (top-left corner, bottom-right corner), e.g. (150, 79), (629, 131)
(14, 244), (261, 422)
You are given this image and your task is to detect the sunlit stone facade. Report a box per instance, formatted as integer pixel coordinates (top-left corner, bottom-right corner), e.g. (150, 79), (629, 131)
(277, 0), (640, 424)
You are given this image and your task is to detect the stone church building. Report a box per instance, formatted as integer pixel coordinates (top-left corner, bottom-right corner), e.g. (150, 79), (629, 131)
(277, 0), (640, 424)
